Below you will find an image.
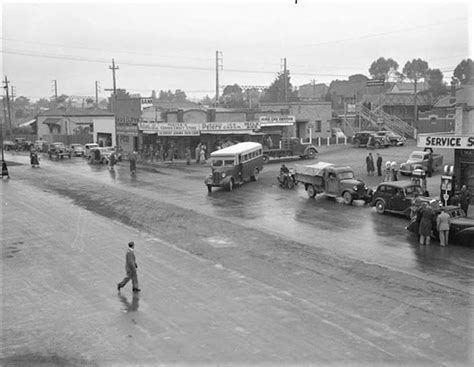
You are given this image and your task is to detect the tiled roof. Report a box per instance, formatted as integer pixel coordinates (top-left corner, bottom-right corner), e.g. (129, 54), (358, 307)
(361, 93), (433, 106)
(390, 82), (429, 93)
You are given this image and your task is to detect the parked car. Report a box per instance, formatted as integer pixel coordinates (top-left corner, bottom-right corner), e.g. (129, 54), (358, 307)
(89, 147), (117, 164)
(371, 181), (424, 217)
(13, 138), (33, 151)
(407, 202), (474, 246)
(70, 144), (85, 157)
(34, 140), (48, 152)
(352, 131), (391, 149)
(374, 130), (406, 146)
(331, 128), (346, 139)
(294, 162), (372, 205)
(84, 143), (100, 158)
(48, 142), (72, 159)
(399, 150), (444, 176)
(3, 140), (16, 151)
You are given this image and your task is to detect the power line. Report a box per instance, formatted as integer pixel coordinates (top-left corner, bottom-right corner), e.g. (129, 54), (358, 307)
(0, 36), (214, 62)
(299, 17), (468, 48)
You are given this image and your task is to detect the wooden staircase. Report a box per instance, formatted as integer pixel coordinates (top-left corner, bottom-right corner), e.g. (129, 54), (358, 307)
(356, 105), (416, 138)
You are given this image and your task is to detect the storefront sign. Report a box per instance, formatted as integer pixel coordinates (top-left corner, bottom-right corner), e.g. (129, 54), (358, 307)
(201, 121), (260, 131)
(418, 134), (474, 149)
(259, 116), (295, 126)
(138, 122), (200, 136)
(116, 115), (140, 132)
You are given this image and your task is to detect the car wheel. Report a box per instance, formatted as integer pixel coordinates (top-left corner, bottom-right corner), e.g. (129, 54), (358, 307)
(307, 185), (316, 198)
(251, 168), (260, 181)
(343, 191), (353, 205)
(375, 199), (386, 214)
(306, 148), (317, 159)
(228, 179), (234, 192)
(287, 179), (295, 189)
(374, 141), (381, 149)
(56, 153), (60, 160)
(262, 155), (269, 163)
(354, 140), (360, 148)
(102, 158), (108, 164)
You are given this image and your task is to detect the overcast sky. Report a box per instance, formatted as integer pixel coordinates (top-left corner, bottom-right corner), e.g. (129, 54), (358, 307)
(1, 0), (472, 101)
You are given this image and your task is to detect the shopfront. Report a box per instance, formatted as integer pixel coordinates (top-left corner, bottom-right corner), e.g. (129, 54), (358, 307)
(138, 122), (201, 159)
(418, 133), (474, 192)
(257, 115), (295, 148)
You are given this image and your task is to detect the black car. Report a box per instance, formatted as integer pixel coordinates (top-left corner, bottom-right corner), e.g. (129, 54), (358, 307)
(374, 130), (407, 146)
(371, 181), (424, 217)
(352, 131), (391, 149)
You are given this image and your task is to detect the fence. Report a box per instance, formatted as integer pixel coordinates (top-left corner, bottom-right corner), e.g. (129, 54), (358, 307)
(312, 136), (351, 147)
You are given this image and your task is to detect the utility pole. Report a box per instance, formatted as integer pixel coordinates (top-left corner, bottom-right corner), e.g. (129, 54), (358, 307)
(52, 80), (58, 101)
(311, 79), (317, 100)
(95, 81), (100, 106)
(3, 76), (12, 134)
(281, 58), (288, 102)
(413, 78), (418, 129)
(109, 59), (119, 95)
(215, 51), (223, 107)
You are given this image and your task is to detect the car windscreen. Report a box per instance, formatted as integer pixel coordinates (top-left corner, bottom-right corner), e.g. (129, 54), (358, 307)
(337, 171), (354, 180)
(409, 153), (424, 160)
(212, 159), (235, 167)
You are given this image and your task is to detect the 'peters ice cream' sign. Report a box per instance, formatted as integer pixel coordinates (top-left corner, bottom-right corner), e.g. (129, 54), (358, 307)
(418, 134), (474, 149)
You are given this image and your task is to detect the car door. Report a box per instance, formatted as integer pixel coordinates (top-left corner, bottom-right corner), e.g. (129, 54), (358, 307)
(389, 188), (411, 213)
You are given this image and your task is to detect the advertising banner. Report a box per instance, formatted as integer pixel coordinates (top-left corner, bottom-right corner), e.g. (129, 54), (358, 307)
(418, 134), (474, 149)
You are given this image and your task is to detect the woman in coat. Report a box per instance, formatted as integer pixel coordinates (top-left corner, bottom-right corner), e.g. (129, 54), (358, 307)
(419, 204), (436, 245)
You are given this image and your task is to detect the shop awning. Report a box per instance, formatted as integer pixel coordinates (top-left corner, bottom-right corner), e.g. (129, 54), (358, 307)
(42, 118), (61, 126)
(19, 119), (36, 127)
(202, 130), (255, 135)
(142, 130), (157, 134)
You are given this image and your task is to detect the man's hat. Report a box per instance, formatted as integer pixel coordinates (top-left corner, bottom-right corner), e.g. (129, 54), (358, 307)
(128, 241), (135, 247)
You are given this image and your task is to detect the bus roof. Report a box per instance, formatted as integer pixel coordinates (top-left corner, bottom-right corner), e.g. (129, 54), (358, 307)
(210, 142), (262, 157)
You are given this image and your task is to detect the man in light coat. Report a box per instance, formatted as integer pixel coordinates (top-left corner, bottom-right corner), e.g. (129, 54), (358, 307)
(117, 241), (140, 292)
(436, 208), (451, 246)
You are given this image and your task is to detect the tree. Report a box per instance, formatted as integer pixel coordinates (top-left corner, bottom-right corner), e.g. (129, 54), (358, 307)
(151, 90), (157, 100)
(220, 84), (246, 108)
(174, 89), (187, 102)
(425, 68), (447, 98)
(348, 74), (368, 82)
(402, 58), (429, 83)
(402, 58), (430, 122)
(453, 58), (473, 85)
(369, 57), (399, 81)
(199, 95), (214, 106)
(260, 71), (298, 103)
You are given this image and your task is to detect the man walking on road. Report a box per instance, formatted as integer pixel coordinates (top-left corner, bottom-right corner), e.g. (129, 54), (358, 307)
(117, 241), (141, 293)
(376, 153), (383, 177)
(460, 185), (471, 217)
(366, 153), (375, 176)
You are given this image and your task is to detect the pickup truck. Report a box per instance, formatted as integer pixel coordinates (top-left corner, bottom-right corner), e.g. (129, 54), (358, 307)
(294, 162), (372, 205)
(399, 150), (443, 176)
(262, 137), (318, 163)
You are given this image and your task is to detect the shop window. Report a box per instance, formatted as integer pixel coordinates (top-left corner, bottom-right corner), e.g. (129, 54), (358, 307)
(315, 120), (322, 132)
(430, 117), (437, 125)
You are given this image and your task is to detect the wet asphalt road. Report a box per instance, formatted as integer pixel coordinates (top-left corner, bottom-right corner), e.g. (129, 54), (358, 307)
(1, 142), (473, 366)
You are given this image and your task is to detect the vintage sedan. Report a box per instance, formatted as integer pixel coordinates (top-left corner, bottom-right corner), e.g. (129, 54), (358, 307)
(374, 130), (406, 146)
(371, 181), (424, 217)
(70, 144), (85, 157)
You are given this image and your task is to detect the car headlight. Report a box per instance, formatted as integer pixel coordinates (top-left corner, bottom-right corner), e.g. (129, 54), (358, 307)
(353, 185), (358, 190)
(221, 172), (226, 178)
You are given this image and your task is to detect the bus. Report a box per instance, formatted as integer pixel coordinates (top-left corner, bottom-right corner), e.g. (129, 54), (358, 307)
(204, 142), (264, 192)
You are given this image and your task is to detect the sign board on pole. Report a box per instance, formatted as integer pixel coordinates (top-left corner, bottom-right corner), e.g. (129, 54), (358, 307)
(366, 79), (385, 87)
